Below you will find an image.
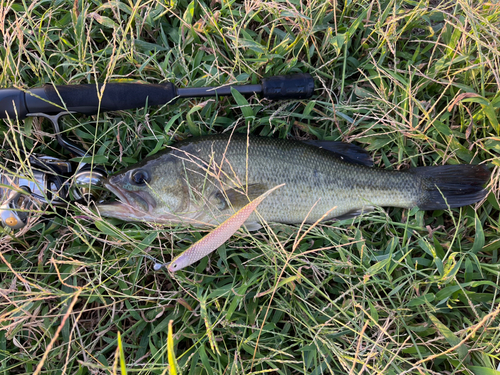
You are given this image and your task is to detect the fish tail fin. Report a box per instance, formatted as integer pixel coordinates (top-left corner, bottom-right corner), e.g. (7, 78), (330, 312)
(411, 164), (490, 210)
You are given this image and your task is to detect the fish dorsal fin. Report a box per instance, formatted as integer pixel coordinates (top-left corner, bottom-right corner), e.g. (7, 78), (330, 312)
(215, 183), (269, 210)
(302, 140), (373, 167)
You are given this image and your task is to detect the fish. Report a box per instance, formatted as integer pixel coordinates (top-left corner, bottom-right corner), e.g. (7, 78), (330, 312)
(97, 133), (490, 231)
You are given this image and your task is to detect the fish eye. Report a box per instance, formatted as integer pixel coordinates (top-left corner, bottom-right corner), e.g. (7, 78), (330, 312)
(131, 170), (150, 185)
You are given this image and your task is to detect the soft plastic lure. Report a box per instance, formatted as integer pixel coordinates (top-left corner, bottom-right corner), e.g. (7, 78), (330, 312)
(167, 184), (284, 272)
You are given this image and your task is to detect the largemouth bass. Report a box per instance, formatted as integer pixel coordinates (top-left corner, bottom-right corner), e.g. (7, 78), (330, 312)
(97, 134), (490, 230)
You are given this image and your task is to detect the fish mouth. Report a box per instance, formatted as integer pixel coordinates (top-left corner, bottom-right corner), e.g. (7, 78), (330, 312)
(97, 181), (157, 221)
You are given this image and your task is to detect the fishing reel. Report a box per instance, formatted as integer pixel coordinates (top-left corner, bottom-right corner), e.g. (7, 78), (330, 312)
(0, 112), (107, 230)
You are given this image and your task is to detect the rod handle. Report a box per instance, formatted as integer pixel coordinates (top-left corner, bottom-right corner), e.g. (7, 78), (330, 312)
(0, 83), (177, 119)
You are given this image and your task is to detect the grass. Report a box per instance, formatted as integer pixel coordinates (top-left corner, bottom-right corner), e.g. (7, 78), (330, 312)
(1, 0), (500, 374)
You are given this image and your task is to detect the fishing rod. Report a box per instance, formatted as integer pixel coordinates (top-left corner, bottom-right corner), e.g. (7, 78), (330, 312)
(0, 73), (314, 119)
(0, 73), (315, 230)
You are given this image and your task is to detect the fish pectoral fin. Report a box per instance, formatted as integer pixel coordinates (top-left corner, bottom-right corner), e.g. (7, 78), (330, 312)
(218, 183), (270, 209)
(302, 140), (373, 167)
(335, 206), (375, 220)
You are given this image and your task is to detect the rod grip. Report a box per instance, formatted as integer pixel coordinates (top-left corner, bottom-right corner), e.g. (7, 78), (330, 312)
(0, 83), (177, 119)
(28, 83), (178, 115)
(261, 73), (314, 100)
